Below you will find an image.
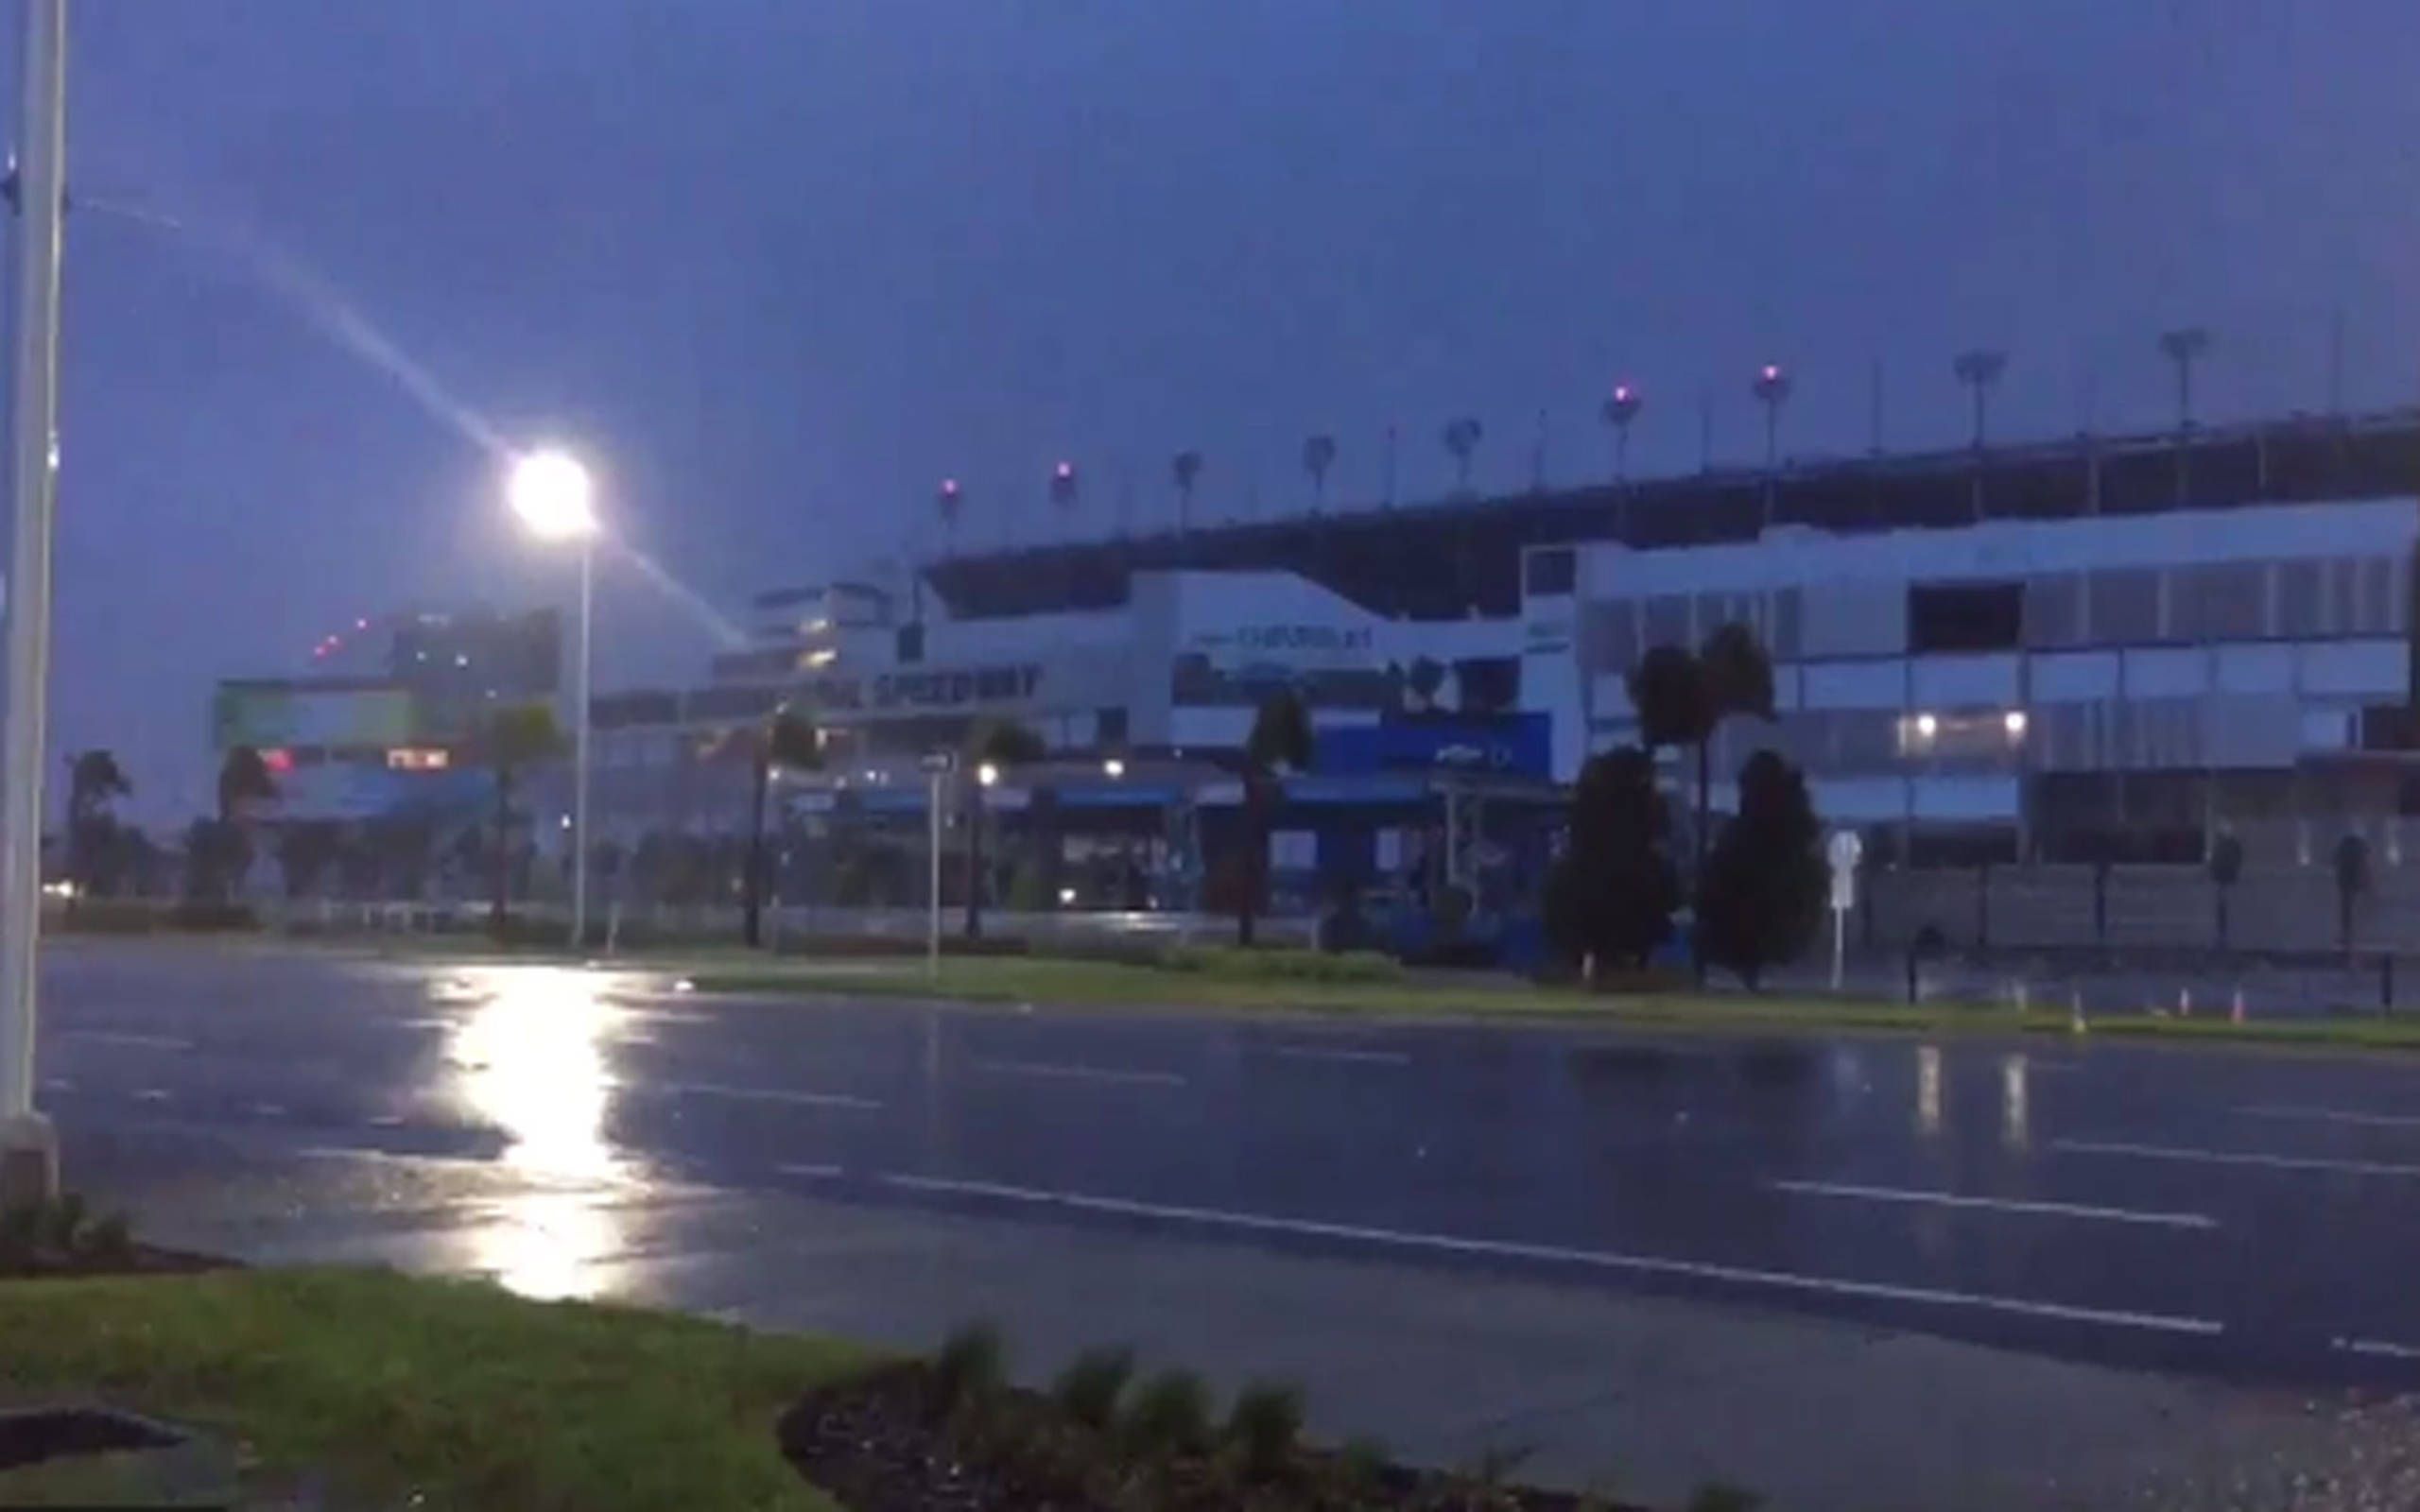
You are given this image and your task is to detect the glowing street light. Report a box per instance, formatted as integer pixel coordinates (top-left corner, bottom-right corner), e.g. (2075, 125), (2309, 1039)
(507, 447), (599, 951)
(977, 762), (1001, 788)
(1102, 757), (1127, 780)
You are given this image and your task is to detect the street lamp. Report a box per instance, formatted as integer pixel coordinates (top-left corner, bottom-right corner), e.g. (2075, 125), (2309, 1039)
(977, 762), (1000, 788)
(1102, 757), (1126, 779)
(1600, 383), (1643, 485)
(507, 447), (599, 951)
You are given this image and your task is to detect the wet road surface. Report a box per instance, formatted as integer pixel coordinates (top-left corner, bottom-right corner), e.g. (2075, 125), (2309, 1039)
(40, 940), (2420, 1396)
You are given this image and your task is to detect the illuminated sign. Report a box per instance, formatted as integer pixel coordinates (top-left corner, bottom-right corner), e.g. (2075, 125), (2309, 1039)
(792, 664), (1043, 713)
(385, 747), (452, 771)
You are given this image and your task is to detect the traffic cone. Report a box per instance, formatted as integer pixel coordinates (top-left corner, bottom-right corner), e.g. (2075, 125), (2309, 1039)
(2070, 989), (2087, 1036)
(2231, 987), (2246, 1025)
(2179, 988), (2192, 1019)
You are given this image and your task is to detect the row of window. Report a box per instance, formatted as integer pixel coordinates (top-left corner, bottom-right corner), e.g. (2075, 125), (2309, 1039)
(1581, 555), (2412, 669)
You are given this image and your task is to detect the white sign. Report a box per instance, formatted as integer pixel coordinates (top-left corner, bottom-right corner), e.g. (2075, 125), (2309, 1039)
(1826, 830), (1863, 911)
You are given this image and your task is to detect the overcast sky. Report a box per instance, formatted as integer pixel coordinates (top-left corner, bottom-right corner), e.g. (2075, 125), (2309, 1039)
(32, 0), (2420, 818)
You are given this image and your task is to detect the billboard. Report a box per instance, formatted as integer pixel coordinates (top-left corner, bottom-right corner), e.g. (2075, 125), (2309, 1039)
(212, 681), (420, 752)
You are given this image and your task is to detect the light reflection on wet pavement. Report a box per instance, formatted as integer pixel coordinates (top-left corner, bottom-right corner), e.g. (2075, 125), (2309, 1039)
(38, 941), (2420, 1509)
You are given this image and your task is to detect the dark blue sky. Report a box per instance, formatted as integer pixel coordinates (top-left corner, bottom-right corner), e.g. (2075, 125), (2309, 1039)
(39, 0), (2420, 818)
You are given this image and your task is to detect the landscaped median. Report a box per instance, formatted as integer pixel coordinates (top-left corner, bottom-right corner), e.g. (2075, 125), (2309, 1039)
(0, 1266), (864, 1510)
(678, 949), (2420, 1053)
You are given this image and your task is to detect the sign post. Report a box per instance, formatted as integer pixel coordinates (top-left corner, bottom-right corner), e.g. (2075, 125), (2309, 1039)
(1826, 830), (1863, 993)
(921, 751), (955, 981)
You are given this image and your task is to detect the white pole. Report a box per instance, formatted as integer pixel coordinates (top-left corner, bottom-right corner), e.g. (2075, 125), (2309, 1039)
(0, 0), (67, 1202)
(1831, 906), (1845, 992)
(569, 535), (593, 950)
(927, 766), (942, 979)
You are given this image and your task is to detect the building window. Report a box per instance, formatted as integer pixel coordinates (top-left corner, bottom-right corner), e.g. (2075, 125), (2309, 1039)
(1097, 707), (1128, 745)
(1908, 582), (2023, 654)
(895, 623), (925, 664)
(1524, 547), (1576, 597)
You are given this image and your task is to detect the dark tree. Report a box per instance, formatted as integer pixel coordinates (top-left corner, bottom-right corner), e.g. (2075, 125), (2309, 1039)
(64, 749), (131, 903)
(1628, 644), (1710, 757)
(1544, 746), (1680, 981)
(181, 816), (251, 905)
(2334, 832), (2371, 959)
(1695, 750), (1826, 990)
(475, 703), (563, 934)
(1236, 688), (1314, 947)
(275, 820), (342, 900)
(1693, 622), (1775, 873)
(963, 719), (1046, 939)
(2207, 831), (2244, 949)
(741, 709), (822, 948)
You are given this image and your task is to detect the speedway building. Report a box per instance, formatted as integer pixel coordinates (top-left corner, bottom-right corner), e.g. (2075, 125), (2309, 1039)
(577, 406), (2420, 919)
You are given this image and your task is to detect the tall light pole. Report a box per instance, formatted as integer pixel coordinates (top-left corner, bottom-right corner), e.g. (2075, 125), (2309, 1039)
(0, 0), (67, 1205)
(1752, 363), (1791, 526)
(508, 448), (598, 951)
(2160, 326), (2211, 502)
(1600, 383), (1642, 485)
(1953, 349), (2008, 521)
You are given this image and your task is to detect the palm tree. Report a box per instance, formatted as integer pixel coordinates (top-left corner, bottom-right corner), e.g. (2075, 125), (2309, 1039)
(1237, 689), (1314, 947)
(475, 703), (563, 935)
(1302, 434), (1337, 508)
(1696, 622), (1776, 873)
(64, 750), (130, 905)
(1171, 451), (1202, 535)
(199, 747), (278, 904)
(963, 719), (1046, 940)
(741, 708), (822, 948)
(1441, 418), (1482, 492)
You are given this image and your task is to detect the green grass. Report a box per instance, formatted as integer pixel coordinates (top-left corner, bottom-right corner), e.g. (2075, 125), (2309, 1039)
(0, 1268), (864, 1511)
(680, 954), (2420, 1054)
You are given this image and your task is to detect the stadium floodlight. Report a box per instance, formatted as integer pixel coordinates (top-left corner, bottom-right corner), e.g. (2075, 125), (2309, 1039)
(1600, 383), (1644, 485)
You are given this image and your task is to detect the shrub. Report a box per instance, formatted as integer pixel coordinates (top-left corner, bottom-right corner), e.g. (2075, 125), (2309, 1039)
(1051, 1345), (1135, 1431)
(1224, 1379), (1305, 1482)
(1160, 945), (1401, 985)
(80, 1212), (134, 1264)
(1338, 1435), (1392, 1487)
(1121, 1367), (1214, 1457)
(928, 1320), (1006, 1418)
(1687, 1483), (1764, 1512)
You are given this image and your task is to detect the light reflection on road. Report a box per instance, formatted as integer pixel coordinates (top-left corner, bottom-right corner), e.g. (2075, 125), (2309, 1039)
(444, 965), (631, 1300)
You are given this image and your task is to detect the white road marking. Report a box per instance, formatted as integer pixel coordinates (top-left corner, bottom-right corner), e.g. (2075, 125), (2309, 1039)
(249, 1102), (287, 1118)
(1262, 1045), (1413, 1067)
(666, 1081), (883, 1111)
(2336, 1335), (2420, 1362)
(2054, 1138), (2420, 1178)
(131, 1089), (172, 1104)
(776, 1161), (846, 1180)
(59, 1029), (190, 1051)
(39, 1076), (71, 1092)
(367, 1113), (407, 1127)
(878, 1175), (2220, 1337)
(1769, 1178), (2217, 1230)
(2237, 1105), (2420, 1130)
(970, 1059), (1186, 1089)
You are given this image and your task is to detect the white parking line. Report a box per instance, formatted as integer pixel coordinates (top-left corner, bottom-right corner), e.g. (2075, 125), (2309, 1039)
(776, 1161), (846, 1180)
(1262, 1045), (1413, 1067)
(879, 1175), (2220, 1336)
(970, 1059), (1186, 1089)
(1769, 1179), (2217, 1230)
(2336, 1335), (2420, 1362)
(249, 1102), (287, 1118)
(131, 1089), (171, 1104)
(666, 1081), (884, 1110)
(2237, 1105), (2420, 1130)
(2054, 1138), (2420, 1178)
(59, 1029), (191, 1051)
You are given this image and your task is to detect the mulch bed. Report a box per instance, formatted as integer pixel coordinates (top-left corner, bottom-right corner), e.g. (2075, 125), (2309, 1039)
(779, 1363), (1625, 1512)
